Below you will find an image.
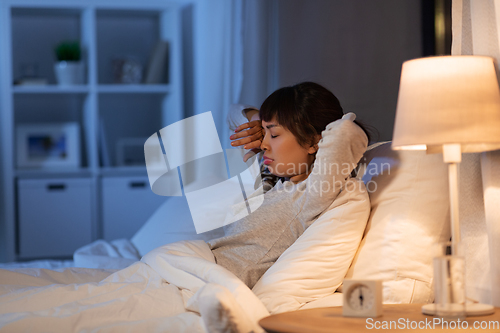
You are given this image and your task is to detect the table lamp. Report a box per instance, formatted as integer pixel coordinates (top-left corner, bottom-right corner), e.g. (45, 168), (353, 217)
(392, 55), (500, 316)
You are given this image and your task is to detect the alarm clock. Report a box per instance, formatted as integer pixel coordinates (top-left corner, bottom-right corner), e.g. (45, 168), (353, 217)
(342, 279), (383, 318)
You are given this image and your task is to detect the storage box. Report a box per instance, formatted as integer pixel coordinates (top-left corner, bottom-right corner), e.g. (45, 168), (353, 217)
(17, 178), (93, 259)
(102, 176), (167, 241)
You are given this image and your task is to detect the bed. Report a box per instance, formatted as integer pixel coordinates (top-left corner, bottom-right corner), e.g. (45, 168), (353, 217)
(0, 134), (461, 332)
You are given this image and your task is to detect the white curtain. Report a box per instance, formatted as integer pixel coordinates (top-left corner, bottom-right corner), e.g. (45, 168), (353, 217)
(181, 0), (276, 183)
(190, 0), (244, 148)
(188, 0), (276, 149)
(452, 0), (500, 307)
(239, 0), (279, 110)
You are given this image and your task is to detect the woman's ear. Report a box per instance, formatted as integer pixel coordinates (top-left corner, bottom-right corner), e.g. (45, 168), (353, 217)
(307, 134), (322, 154)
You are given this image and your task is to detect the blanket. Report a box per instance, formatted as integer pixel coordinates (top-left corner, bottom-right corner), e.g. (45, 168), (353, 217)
(0, 240), (269, 333)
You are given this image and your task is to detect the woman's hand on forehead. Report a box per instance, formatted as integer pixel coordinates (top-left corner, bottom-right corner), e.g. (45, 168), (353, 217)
(230, 118), (264, 162)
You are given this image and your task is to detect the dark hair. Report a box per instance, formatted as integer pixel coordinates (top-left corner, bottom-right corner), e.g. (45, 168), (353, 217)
(259, 82), (371, 146)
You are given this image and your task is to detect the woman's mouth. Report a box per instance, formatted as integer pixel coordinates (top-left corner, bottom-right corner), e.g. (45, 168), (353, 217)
(263, 156), (273, 165)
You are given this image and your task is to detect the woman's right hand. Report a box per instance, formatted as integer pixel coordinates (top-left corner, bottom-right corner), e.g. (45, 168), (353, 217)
(230, 114), (263, 162)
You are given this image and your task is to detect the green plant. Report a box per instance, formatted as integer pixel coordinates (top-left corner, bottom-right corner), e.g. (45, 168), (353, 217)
(54, 41), (81, 61)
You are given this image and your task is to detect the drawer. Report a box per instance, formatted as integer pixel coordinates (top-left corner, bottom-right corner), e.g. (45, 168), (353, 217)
(17, 178), (93, 259)
(101, 176), (167, 241)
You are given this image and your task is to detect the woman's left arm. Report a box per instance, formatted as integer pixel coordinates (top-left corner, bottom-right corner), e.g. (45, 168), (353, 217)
(298, 117), (368, 222)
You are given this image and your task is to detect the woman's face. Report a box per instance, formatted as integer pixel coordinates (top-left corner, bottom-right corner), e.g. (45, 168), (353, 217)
(260, 118), (317, 183)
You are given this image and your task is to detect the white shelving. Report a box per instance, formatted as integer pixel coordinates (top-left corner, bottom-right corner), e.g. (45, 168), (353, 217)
(12, 85), (171, 94)
(97, 84), (171, 94)
(0, 0), (183, 262)
(13, 85), (90, 94)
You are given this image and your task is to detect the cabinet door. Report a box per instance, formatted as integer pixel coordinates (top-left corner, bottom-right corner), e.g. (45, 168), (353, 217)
(102, 176), (167, 241)
(18, 178), (93, 259)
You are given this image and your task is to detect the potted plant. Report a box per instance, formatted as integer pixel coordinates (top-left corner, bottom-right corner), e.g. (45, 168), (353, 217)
(54, 41), (84, 85)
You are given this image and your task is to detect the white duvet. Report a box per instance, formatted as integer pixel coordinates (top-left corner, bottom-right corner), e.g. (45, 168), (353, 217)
(0, 240), (269, 333)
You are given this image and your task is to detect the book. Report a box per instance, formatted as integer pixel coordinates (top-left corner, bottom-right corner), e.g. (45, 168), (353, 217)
(144, 41), (169, 84)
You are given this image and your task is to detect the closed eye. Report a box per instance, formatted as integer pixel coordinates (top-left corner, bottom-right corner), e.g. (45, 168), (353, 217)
(263, 127), (278, 139)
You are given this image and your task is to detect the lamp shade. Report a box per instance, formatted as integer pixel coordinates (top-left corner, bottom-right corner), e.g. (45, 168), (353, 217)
(392, 56), (500, 153)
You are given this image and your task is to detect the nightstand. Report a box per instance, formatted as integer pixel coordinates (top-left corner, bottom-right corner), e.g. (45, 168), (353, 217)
(259, 304), (500, 332)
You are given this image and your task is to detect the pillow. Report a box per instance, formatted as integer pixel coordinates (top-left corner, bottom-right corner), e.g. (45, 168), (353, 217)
(344, 142), (450, 303)
(252, 178), (370, 314)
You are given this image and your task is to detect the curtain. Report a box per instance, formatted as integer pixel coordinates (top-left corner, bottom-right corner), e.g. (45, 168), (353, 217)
(190, 0), (244, 148)
(187, 0), (277, 149)
(452, 0), (500, 307)
(180, 0), (276, 184)
(239, 0), (279, 110)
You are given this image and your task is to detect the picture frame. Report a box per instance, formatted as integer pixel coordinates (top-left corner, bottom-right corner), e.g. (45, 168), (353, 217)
(16, 122), (81, 169)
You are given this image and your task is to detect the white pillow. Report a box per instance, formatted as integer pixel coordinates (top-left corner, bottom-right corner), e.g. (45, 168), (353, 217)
(252, 178), (370, 314)
(344, 142), (451, 303)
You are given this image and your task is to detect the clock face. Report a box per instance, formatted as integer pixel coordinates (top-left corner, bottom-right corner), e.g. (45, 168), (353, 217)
(347, 284), (375, 311)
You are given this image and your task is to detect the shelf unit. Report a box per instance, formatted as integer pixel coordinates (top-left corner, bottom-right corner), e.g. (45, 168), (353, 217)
(0, 0), (183, 262)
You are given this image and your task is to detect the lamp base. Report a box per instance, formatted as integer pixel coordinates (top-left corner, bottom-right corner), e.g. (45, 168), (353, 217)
(421, 303), (495, 316)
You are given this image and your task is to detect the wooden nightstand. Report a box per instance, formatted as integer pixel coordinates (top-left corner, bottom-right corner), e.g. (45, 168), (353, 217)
(259, 304), (500, 332)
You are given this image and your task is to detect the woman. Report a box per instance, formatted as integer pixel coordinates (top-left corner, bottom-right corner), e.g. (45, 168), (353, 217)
(208, 82), (370, 288)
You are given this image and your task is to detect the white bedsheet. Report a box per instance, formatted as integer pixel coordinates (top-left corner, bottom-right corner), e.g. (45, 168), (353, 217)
(0, 240), (269, 333)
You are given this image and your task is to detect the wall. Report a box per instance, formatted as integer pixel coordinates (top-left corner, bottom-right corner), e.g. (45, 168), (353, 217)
(274, 0), (422, 142)
(181, 0), (422, 141)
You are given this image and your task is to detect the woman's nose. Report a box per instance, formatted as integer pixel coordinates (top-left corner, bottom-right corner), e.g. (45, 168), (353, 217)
(260, 133), (269, 151)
